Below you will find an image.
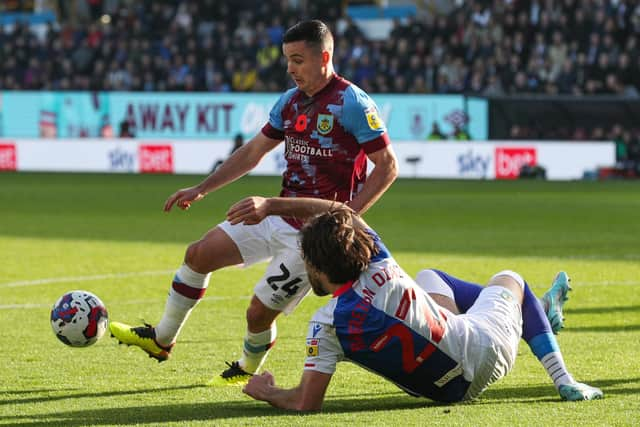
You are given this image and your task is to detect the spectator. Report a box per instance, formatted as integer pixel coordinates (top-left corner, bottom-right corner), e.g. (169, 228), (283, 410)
(604, 74), (625, 95)
(353, 53), (375, 87)
(256, 39), (280, 79)
(627, 134), (640, 175)
(610, 124), (627, 163)
(118, 120), (134, 138)
(467, 70), (485, 94)
(232, 59), (257, 92)
(451, 123), (471, 141)
(423, 55), (437, 93)
(585, 32), (601, 66)
(427, 122), (446, 141)
(266, 16), (284, 45)
(556, 59), (577, 94)
(483, 74), (504, 95)
(591, 127), (605, 140)
(548, 31), (568, 81)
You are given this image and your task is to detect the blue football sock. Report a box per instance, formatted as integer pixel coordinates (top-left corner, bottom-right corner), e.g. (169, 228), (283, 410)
(430, 269), (483, 313)
(522, 283), (559, 359)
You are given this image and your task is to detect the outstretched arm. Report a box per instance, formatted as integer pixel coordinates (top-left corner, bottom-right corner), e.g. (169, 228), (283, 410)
(242, 370), (332, 411)
(347, 145), (398, 215)
(226, 196), (352, 225)
(164, 133), (281, 211)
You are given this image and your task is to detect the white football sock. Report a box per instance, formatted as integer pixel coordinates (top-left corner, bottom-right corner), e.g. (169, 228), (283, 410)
(238, 324), (277, 374)
(155, 264), (210, 347)
(540, 351), (575, 388)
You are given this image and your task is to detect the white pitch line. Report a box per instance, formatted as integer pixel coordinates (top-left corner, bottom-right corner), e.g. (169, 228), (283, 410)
(0, 295), (252, 310)
(0, 270), (176, 288)
(0, 303), (47, 309)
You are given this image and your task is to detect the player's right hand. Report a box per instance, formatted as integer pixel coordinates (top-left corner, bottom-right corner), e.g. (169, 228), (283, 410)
(164, 186), (205, 212)
(226, 196), (269, 225)
(242, 371), (276, 401)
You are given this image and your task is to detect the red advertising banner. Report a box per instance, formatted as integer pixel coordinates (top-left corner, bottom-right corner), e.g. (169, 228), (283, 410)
(0, 143), (17, 171)
(495, 147), (537, 179)
(139, 144), (173, 174)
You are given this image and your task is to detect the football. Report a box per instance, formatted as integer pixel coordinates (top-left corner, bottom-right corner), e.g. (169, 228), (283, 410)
(50, 290), (109, 347)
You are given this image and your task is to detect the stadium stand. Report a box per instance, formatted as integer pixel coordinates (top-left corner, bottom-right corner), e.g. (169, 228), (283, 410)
(1, 0), (638, 95)
(1, 0), (639, 172)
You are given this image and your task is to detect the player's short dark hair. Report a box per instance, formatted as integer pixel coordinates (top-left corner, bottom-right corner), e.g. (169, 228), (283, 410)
(283, 19), (333, 53)
(300, 207), (378, 284)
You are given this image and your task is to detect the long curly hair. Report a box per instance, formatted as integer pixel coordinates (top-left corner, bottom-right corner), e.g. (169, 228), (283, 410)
(300, 206), (378, 283)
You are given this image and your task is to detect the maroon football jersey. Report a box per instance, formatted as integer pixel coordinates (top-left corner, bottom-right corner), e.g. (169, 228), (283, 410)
(262, 74), (389, 226)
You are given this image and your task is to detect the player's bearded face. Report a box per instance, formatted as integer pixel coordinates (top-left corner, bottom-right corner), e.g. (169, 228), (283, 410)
(306, 262), (330, 296)
(283, 41), (326, 96)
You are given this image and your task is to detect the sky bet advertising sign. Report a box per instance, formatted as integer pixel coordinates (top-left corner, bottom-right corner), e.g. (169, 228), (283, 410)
(0, 92), (488, 141)
(6, 138), (613, 180)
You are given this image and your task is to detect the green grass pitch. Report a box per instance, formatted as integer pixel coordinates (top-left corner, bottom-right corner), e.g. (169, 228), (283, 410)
(0, 173), (639, 426)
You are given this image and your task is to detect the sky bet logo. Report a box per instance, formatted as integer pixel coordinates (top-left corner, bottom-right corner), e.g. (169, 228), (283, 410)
(139, 145), (174, 174)
(457, 149), (490, 177)
(495, 147), (537, 179)
(0, 144), (17, 171)
(108, 145), (174, 173)
(108, 148), (135, 172)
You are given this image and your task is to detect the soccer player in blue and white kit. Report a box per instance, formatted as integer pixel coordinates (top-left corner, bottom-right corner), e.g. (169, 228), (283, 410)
(109, 20), (398, 384)
(237, 199), (602, 409)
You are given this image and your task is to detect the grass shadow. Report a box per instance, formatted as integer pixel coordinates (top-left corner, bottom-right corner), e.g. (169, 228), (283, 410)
(0, 384), (205, 406)
(482, 376), (640, 402)
(565, 306), (640, 315)
(3, 377), (638, 425)
(565, 324), (640, 333)
(0, 395), (438, 426)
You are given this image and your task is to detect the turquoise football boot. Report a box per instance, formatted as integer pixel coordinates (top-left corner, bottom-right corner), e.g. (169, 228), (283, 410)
(541, 271), (572, 334)
(559, 382), (604, 401)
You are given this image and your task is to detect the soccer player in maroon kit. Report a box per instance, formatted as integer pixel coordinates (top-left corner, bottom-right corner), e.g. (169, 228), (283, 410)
(109, 19), (398, 384)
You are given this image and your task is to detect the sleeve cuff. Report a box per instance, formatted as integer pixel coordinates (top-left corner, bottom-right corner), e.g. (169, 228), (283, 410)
(261, 123), (285, 141)
(303, 363), (336, 375)
(361, 133), (390, 154)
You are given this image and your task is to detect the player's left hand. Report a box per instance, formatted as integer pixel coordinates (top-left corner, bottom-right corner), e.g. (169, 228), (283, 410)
(242, 371), (275, 401)
(227, 196), (269, 225)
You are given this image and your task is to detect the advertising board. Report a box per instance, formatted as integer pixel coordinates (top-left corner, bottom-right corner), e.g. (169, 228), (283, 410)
(3, 139), (613, 181)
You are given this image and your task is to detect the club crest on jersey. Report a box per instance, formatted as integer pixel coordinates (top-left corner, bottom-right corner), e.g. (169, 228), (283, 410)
(316, 114), (333, 135)
(366, 108), (383, 130)
(306, 338), (319, 356)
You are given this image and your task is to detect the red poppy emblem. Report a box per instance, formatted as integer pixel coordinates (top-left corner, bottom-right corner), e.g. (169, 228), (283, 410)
(295, 114), (307, 132)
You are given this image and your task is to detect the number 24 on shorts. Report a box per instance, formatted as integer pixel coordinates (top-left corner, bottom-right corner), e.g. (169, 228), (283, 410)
(267, 263), (302, 298)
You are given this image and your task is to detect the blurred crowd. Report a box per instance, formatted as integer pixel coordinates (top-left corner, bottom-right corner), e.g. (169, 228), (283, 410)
(1, 0), (640, 97)
(1, 0), (640, 173)
(1, 0), (334, 92)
